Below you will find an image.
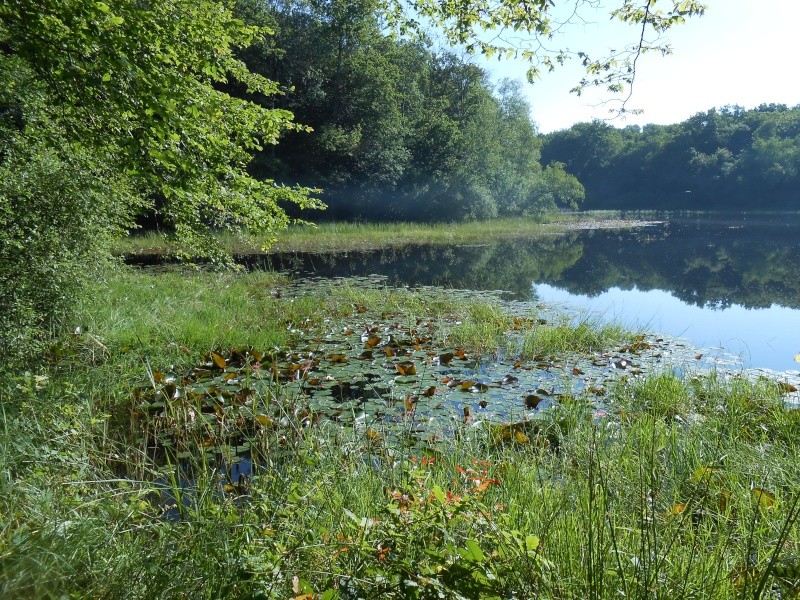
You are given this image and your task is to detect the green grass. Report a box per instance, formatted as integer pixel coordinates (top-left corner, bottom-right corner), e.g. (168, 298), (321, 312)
(3, 268), (800, 599)
(116, 211), (643, 256)
(521, 319), (630, 359)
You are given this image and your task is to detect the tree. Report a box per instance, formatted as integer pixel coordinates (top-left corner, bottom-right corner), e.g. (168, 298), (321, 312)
(1, 0), (323, 258)
(1, 0), (324, 358)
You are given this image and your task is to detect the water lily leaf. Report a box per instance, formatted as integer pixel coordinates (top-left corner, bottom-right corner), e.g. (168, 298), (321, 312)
(211, 352), (226, 369)
(459, 380), (476, 391)
(513, 430), (529, 444)
(255, 414), (273, 427)
(500, 375), (519, 385)
(329, 354), (348, 364)
(753, 487), (776, 508)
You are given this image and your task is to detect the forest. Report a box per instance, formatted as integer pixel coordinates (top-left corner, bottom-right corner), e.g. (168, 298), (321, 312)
(229, 0), (584, 222)
(542, 104), (800, 210)
(230, 1), (800, 218)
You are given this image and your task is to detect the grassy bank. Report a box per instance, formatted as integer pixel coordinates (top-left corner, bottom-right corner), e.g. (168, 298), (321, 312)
(116, 212), (653, 256)
(2, 268), (799, 599)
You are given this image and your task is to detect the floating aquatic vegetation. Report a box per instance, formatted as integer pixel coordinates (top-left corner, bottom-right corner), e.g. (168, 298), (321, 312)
(131, 277), (689, 469)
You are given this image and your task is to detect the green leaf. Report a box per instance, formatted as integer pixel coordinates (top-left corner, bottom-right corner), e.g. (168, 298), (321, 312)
(431, 485), (446, 504)
(525, 535), (540, 553)
(458, 538), (486, 563)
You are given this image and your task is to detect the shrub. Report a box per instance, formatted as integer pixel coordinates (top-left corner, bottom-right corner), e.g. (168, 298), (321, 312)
(0, 134), (139, 362)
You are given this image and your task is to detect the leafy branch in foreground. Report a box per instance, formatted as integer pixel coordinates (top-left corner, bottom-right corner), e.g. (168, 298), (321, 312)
(1, 0), (324, 259)
(389, 0), (705, 103)
(1, 0), (325, 357)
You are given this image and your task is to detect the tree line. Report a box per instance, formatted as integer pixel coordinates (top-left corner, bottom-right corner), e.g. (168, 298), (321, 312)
(541, 104), (800, 210)
(230, 0), (584, 222)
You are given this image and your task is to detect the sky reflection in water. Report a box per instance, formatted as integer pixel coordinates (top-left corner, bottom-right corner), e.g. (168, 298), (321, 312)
(534, 283), (800, 372)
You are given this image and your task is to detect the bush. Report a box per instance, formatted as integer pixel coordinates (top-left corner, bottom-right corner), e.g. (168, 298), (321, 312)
(0, 135), (139, 362)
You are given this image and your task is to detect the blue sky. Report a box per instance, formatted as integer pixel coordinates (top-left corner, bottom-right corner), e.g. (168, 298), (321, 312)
(478, 0), (800, 133)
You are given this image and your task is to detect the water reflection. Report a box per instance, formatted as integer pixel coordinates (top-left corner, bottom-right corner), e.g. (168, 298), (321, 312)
(259, 214), (800, 371)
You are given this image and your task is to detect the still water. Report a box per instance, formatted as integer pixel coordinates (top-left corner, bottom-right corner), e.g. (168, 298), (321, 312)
(259, 214), (800, 372)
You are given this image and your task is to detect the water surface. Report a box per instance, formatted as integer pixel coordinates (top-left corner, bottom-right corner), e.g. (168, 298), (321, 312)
(259, 214), (800, 372)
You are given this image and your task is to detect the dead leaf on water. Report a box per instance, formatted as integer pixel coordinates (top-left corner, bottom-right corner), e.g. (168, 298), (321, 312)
(524, 395), (543, 410)
(395, 361), (416, 376)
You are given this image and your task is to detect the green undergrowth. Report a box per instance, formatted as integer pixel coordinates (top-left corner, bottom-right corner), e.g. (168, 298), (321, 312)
(2, 268), (800, 598)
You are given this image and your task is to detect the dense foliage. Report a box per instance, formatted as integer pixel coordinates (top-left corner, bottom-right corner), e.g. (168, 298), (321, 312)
(234, 0), (584, 221)
(541, 104), (800, 209)
(0, 0), (321, 357)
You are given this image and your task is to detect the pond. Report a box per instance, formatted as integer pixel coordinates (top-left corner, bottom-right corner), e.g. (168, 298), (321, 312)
(255, 213), (800, 373)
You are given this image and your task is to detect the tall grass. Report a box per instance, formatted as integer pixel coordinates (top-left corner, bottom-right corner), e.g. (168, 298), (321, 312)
(521, 319), (629, 358)
(3, 269), (799, 598)
(4, 367), (800, 598)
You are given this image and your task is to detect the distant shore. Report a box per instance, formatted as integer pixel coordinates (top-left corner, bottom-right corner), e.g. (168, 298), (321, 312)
(117, 214), (661, 258)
